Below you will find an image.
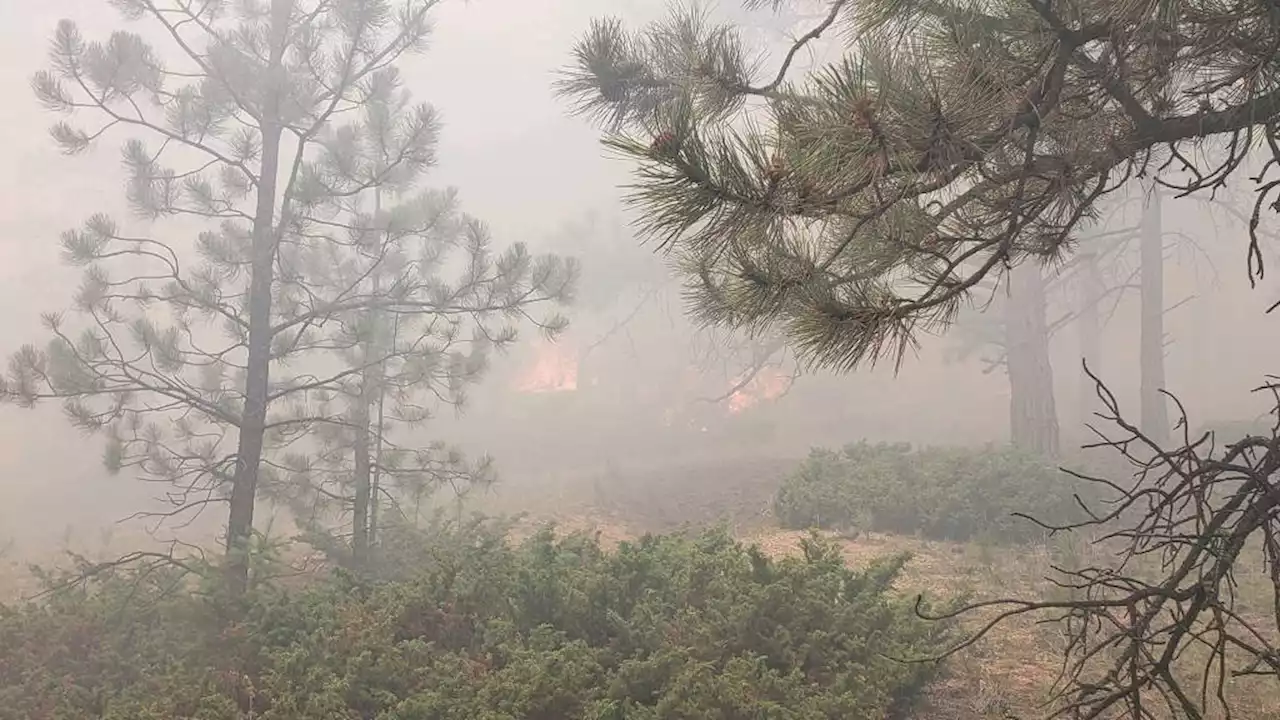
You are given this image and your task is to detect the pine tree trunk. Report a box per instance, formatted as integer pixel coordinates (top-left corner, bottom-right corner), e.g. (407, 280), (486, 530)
(1077, 249), (1103, 427)
(370, 389), (384, 548)
(1140, 185), (1169, 445)
(369, 317), (394, 551)
(351, 393), (372, 569)
(1006, 262), (1060, 458)
(224, 0), (291, 597)
(353, 194), (386, 569)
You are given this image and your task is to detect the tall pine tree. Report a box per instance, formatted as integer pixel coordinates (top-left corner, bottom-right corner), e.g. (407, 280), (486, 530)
(4, 0), (575, 593)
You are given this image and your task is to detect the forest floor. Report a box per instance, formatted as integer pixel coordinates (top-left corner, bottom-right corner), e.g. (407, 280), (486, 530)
(469, 460), (1058, 720)
(477, 452), (1280, 720)
(4, 450), (1278, 719)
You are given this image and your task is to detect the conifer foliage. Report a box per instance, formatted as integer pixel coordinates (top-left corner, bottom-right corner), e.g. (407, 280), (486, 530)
(559, 0), (1280, 372)
(2, 0), (577, 593)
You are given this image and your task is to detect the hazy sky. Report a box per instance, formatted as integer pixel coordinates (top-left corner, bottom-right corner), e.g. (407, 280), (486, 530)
(0, 1), (651, 316)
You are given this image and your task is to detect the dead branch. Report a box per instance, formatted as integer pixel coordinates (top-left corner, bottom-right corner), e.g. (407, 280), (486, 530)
(913, 361), (1280, 719)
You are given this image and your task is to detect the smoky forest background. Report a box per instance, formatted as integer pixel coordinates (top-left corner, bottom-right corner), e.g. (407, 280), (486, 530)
(2, 1), (1280, 718)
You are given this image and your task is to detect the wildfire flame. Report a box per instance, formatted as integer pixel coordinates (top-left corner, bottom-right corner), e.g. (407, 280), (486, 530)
(514, 340), (579, 393)
(727, 366), (791, 414)
(512, 340), (789, 416)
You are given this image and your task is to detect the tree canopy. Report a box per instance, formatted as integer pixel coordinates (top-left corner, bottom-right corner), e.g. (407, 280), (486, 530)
(560, 0), (1280, 371)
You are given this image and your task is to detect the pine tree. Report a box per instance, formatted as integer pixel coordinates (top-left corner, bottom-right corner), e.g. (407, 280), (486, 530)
(3, 0), (575, 594)
(944, 265), (1062, 457)
(1005, 262), (1059, 457)
(945, 213), (1165, 454)
(558, 1), (1280, 373)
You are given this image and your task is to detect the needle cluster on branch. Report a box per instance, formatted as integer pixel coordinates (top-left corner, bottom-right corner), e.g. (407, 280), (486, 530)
(0, 0), (576, 585)
(559, 0), (1280, 371)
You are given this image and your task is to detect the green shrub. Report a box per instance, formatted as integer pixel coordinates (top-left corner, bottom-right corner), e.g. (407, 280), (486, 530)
(0, 517), (955, 719)
(774, 442), (1094, 544)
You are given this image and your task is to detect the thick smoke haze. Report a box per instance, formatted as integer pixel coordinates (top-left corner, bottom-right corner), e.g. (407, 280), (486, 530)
(0, 0), (1277, 557)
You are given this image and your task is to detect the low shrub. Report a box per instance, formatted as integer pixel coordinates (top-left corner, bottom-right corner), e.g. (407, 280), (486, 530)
(0, 516), (955, 719)
(773, 442), (1094, 544)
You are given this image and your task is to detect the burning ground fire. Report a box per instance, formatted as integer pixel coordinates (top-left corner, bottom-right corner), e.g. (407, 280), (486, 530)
(726, 365), (791, 414)
(514, 339), (579, 393)
(513, 340), (791, 415)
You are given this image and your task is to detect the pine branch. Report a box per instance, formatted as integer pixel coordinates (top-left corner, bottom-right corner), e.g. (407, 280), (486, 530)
(562, 0), (1280, 371)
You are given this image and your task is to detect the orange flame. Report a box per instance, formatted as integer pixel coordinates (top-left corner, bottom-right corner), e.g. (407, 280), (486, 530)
(514, 340), (579, 393)
(727, 366), (790, 414)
